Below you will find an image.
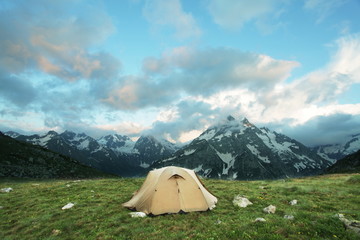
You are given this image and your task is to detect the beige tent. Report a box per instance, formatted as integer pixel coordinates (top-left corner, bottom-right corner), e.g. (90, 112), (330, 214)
(122, 166), (218, 215)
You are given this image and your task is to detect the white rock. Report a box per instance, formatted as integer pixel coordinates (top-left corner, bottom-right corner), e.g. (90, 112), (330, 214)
(284, 215), (294, 220)
(51, 229), (61, 236)
(254, 217), (266, 222)
(233, 195), (253, 208)
(66, 184), (71, 187)
(263, 205), (276, 214)
(337, 214), (360, 236)
(129, 212), (147, 218)
(1, 187), (13, 193)
(289, 200), (297, 205)
(62, 203), (75, 210)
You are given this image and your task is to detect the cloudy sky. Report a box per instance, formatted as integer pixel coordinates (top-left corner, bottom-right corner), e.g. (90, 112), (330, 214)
(1, 0), (360, 146)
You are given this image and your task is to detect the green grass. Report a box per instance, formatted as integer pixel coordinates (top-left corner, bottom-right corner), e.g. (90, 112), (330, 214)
(1, 174), (359, 240)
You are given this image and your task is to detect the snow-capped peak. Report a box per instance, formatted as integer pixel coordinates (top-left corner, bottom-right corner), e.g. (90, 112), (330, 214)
(97, 134), (135, 154)
(198, 116), (252, 141)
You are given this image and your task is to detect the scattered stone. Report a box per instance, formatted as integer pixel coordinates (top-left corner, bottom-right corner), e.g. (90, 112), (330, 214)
(129, 212), (146, 218)
(289, 200), (297, 205)
(233, 195), (253, 208)
(254, 217), (266, 222)
(215, 219), (222, 224)
(62, 203), (75, 210)
(52, 229), (62, 236)
(336, 213), (360, 236)
(1, 187), (13, 193)
(66, 184), (71, 187)
(284, 215), (294, 220)
(263, 205), (276, 214)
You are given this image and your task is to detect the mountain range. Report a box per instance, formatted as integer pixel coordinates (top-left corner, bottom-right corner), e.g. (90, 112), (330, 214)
(325, 149), (360, 174)
(311, 133), (360, 163)
(153, 116), (332, 180)
(7, 130), (177, 177)
(0, 132), (110, 178)
(3, 115), (359, 179)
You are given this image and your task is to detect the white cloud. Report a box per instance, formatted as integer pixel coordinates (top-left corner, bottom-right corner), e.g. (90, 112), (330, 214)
(143, 0), (201, 39)
(208, 0), (285, 30)
(138, 33), (360, 143)
(95, 122), (149, 137)
(304, 0), (348, 23)
(259, 33), (360, 124)
(104, 47), (299, 110)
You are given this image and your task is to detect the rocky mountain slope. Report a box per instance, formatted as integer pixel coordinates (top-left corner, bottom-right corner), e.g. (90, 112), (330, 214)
(7, 130), (177, 176)
(312, 133), (360, 163)
(132, 135), (178, 167)
(325, 149), (360, 174)
(0, 132), (110, 178)
(14, 131), (136, 176)
(153, 116), (332, 180)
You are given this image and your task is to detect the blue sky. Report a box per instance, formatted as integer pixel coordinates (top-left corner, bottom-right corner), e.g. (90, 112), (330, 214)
(1, 0), (360, 146)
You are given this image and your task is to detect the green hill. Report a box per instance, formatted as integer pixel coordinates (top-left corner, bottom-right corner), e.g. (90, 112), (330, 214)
(326, 150), (360, 174)
(1, 174), (359, 239)
(0, 132), (112, 179)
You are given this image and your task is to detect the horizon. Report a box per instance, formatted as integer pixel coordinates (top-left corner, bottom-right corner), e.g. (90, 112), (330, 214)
(3, 114), (359, 148)
(1, 0), (360, 146)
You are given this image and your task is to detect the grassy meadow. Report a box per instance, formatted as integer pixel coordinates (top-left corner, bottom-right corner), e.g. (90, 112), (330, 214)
(1, 174), (359, 240)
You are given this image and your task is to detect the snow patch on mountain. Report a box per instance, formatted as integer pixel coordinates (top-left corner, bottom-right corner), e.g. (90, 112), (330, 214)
(193, 164), (203, 172)
(139, 162), (150, 168)
(38, 134), (53, 146)
(294, 162), (307, 172)
(161, 156), (177, 162)
(214, 130), (233, 141)
(77, 139), (90, 150)
(246, 144), (270, 163)
(199, 129), (216, 141)
(184, 149), (196, 156)
(257, 129), (295, 153)
(213, 148), (235, 175)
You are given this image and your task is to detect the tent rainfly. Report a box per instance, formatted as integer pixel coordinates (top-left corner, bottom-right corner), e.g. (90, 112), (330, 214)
(122, 166), (218, 215)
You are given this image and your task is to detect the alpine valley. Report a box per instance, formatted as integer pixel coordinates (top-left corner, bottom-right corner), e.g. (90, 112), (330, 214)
(3, 116), (360, 180)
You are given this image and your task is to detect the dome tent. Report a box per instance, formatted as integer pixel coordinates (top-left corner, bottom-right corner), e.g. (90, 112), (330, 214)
(122, 166), (218, 215)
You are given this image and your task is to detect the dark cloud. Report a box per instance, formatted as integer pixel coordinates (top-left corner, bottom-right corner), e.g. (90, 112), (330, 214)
(0, 74), (37, 106)
(0, 0), (121, 84)
(267, 113), (360, 146)
(0, 0), (122, 130)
